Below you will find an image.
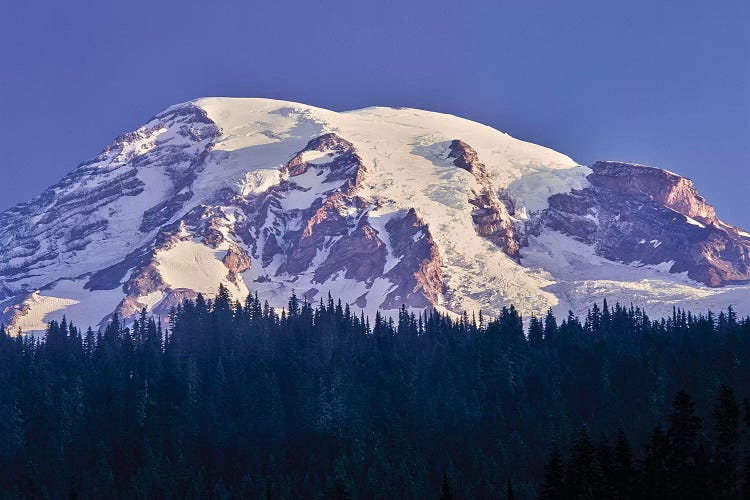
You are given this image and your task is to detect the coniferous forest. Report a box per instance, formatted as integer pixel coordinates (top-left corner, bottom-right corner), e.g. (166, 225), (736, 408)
(1, 285), (750, 499)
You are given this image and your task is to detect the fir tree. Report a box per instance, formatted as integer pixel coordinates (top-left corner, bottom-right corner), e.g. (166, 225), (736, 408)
(540, 444), (564, 500)
(439, 473), (454, 500)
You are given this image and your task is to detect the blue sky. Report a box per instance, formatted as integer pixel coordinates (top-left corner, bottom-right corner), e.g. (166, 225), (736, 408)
(2, 0), (749, 225)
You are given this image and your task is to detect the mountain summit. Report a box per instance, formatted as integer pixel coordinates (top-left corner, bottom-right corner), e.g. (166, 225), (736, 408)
(2, 98), (749, 332)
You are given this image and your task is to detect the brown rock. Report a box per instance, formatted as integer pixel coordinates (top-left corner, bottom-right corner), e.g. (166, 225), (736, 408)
(448, 139), (520, 257)
(313, 216), (387, 284)
(223, 244), (252, 284)
(544, 161), (750, 287)
(381, 209), (445, 309)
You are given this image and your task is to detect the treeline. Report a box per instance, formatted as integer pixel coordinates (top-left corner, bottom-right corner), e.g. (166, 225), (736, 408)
(0, 285), (749, 498)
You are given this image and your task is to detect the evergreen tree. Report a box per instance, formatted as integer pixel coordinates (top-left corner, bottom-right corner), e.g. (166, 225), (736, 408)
(713, 383), (741, 498)
(440, 473), (454, 500)
(540, 444), (564, 500)
(566, 426), (605, 498)
(666, 391), (704, 498)
(612, 429), (635, 499)
(0, 294), (747, 498)
(642, 426), (669, 499)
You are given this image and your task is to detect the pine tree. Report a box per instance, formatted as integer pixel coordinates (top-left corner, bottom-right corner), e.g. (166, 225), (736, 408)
(540, 444), (564, 500)
(528, 316), (544, 347)
(742, 453), (750, 500)
(665, 391), (704, 498)
(507, 478), (515, 500)
(288, 291), (300, 319)
(566, 427), (605, 498)
(440, 473), (454, 500)
(613, 429), (635, 499)
(321, 478), (352, 500)
(642, 426), (669, 499)
(543, 309), (557, 342)
(713, 383), (741, 498)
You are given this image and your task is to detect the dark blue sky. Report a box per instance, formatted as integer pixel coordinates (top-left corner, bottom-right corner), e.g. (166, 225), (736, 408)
(2, 0), (749, 225)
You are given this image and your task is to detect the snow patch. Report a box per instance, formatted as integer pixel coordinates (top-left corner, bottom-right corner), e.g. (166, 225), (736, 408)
(155, 240), (247, 300)
(300, 150), (339, 165)
(12, 279), (125, 333)
(685, 216), (706, 228)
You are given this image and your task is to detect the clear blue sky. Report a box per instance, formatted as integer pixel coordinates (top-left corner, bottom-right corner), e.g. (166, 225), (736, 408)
(2, 0), (749, 225)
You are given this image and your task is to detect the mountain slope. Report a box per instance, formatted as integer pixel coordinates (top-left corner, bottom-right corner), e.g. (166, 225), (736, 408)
(2, 97), (749, 332)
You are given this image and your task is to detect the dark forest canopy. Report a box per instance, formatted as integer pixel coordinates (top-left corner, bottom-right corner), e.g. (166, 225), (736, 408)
(1, 285), (750, 499)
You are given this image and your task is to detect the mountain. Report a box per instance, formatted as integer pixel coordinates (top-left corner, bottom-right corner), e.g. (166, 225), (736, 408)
(2, 97), (750, 333)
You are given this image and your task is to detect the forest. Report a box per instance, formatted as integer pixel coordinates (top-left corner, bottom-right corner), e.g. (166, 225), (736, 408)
(1, 284), (749, 499)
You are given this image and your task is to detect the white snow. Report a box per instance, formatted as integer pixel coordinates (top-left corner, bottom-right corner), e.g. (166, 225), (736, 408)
(281, 168), (342, 210)
(238, 170), (280, 196)
(138, 291), (165, 310)
(685, 216), (706, 228)
(155, 240), (247, 300)
(12, 293), (78, 333)
(12, 279), (125, 333)
(520, 230), (750, 320)
(299, 150), (339, 165)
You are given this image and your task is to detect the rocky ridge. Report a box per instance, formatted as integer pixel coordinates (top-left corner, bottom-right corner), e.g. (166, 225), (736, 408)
(543, 161), (750, 287)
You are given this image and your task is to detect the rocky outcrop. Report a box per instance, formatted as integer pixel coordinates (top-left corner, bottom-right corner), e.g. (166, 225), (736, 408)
(282, 194), (353, 276)
(286, 133), (367, 192)
(313, 215), (387, 284)
(223, 244), (252, 284)
(0, 293), (32, 330)
(139, 191), (194, 233)
(86, 246), (155, 291)
(115, 295), (152, 320)
(381, 209), (445, 309)
(544, 161), (750, 286)
(588, 162), (717, 222)
(87, 221), (185, 292)
(448, 140), (520, 257)
(257, 134), (370, 276)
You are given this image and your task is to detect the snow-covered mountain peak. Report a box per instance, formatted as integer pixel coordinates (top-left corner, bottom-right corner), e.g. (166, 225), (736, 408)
(2, 98), (750, 333)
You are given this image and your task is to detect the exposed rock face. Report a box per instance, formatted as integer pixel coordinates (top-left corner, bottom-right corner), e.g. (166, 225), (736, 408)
(448, 140), (520, 257)
(313, 215), (387, 284)
(0, 294), (32, 330)
(381, 209), (445, 309)
(256, 134), (370, 277)
(544, 161), (750, 286)
(282, 194), (352, 276)
(286, 133), (366, 192)
(588, 162), (717, 222)
(223, 244), (252, 284)
(140, 191), (194, 233)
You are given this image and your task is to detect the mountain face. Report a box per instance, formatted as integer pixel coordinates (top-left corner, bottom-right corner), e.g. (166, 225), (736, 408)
(2, 98), (750, 333)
